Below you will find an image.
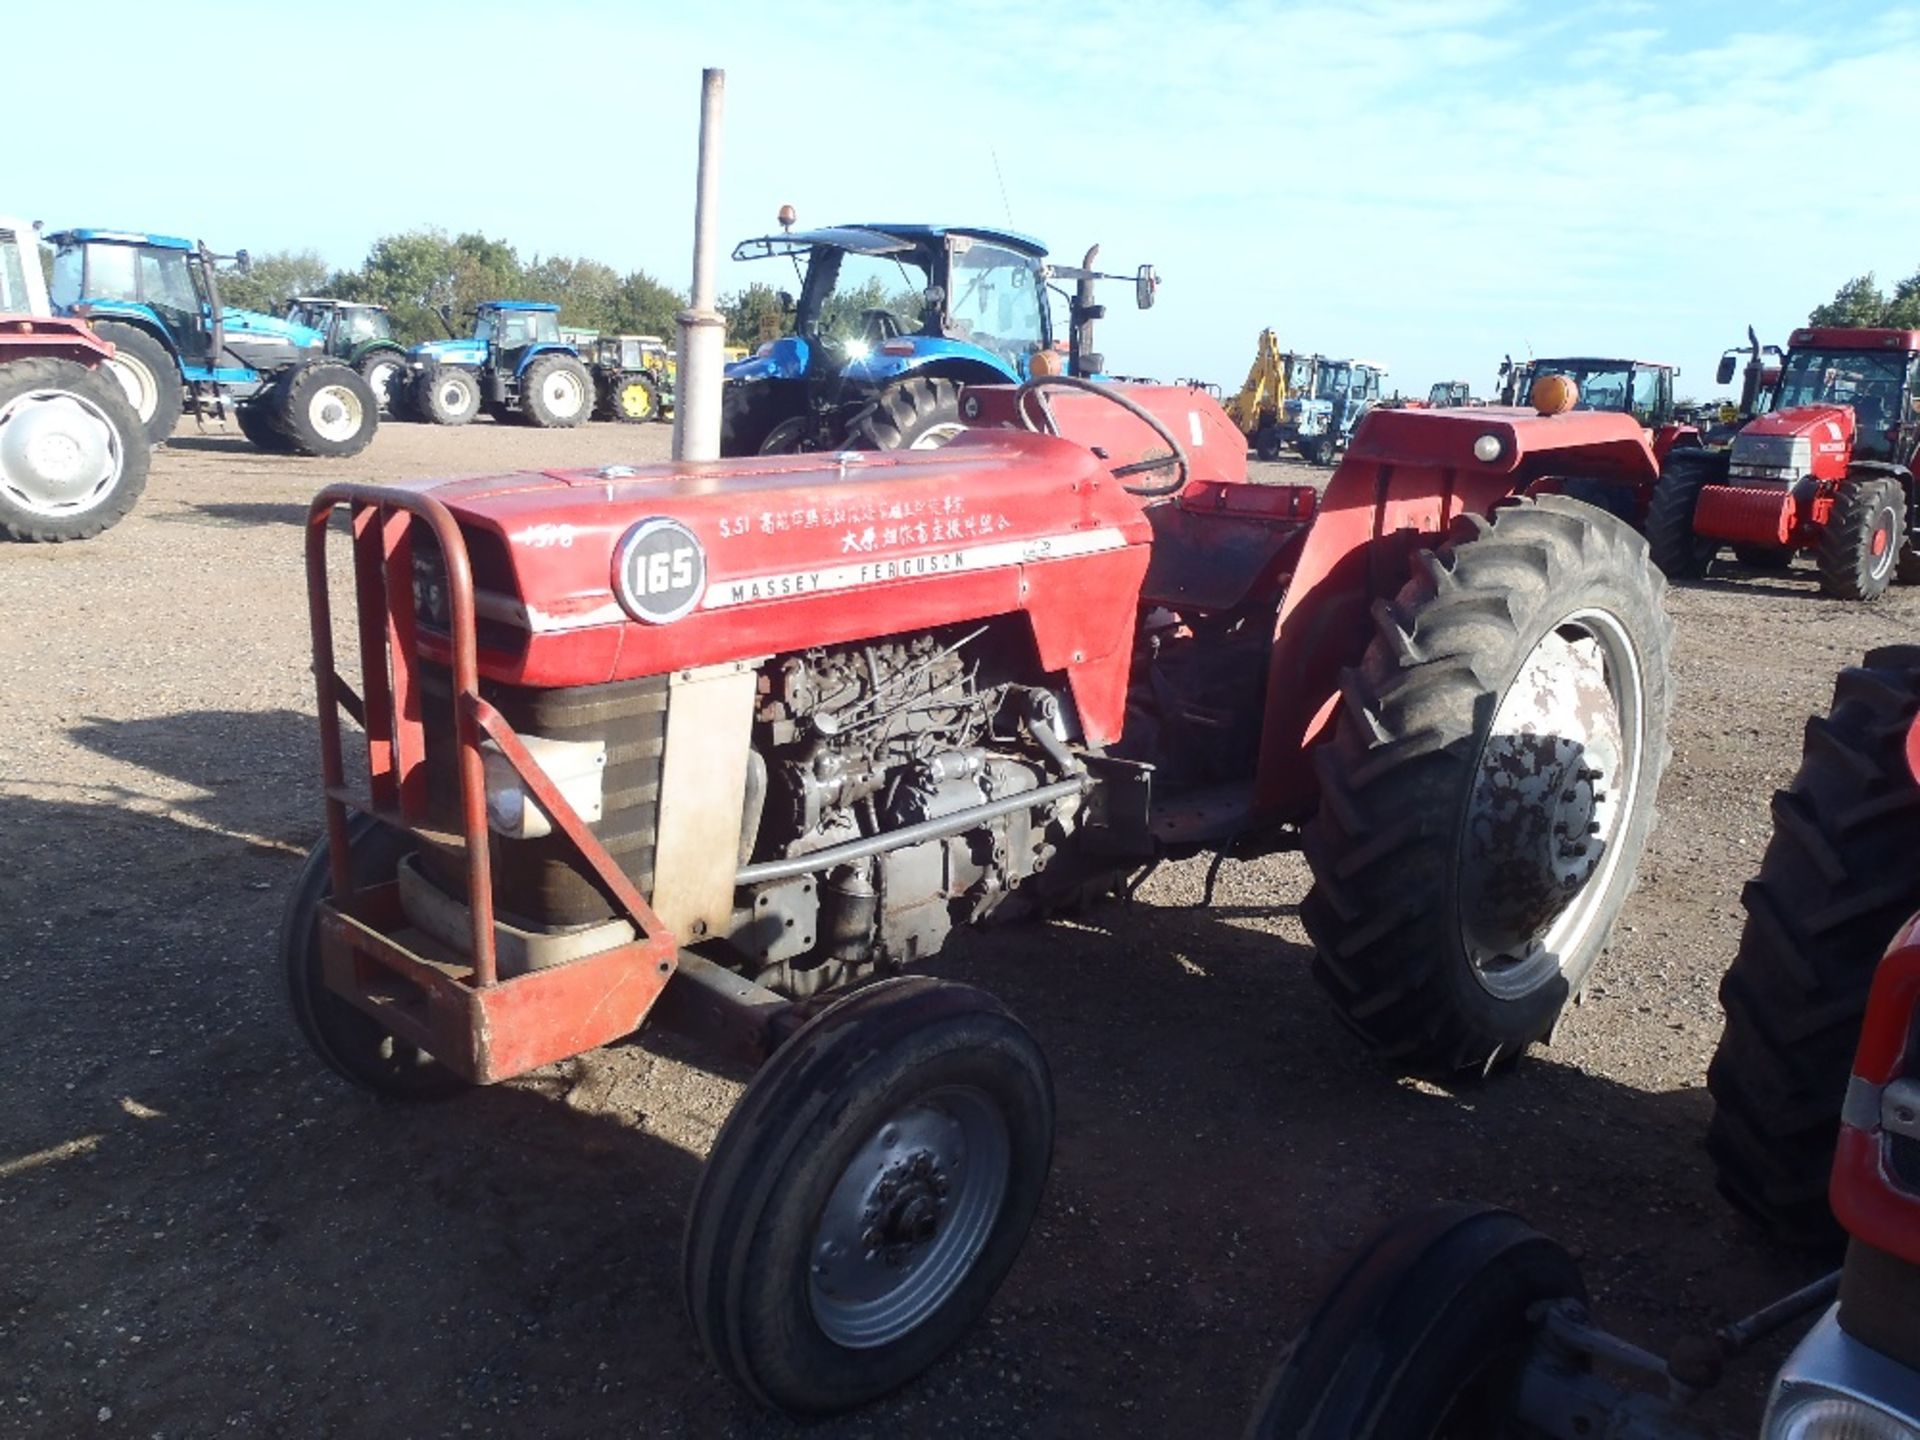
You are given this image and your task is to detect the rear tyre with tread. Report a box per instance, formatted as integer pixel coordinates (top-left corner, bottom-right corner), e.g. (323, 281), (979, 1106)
(1253, 424), (1283, 462)
(1248, 1205), (1584, 1440)
(1817, 475), (1904, 601)
(1302, 497), (1674, 1074)
(1645, 448), (1728, 579)
(684, 976), (1052, 1414)
(90, 320), (182, 446)
(235, 402), (296, 453)
(0, 358), (149, 542)
(1705, 649), (1920, 1246)
(520, 353), (594, 428)
(607, 371), (659, 423)
(355, 349), (408, 415)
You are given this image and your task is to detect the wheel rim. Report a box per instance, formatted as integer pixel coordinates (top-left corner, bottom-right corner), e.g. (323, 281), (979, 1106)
(1456, 608), (1645, 1000)
(107, 352), (159, 421)
(543, 370), (585, 417)
(1869, 504), (1899, 581)
(308, 384), (365, 443)
(620, 382), (652, 418)
(808, 1085), (1009, 1349)
(437, 378), (470, 414)
(0, 386), (124, 516)
(365, 360), (400, 408)
(908, 421), (965, 449)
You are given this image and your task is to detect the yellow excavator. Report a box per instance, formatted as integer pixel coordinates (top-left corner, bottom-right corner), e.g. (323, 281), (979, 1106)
(1224, 328), (1318, 460)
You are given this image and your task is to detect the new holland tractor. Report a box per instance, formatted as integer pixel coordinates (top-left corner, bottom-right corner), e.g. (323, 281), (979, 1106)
(719, 217), (1157, 454)
(1647, 327), (1920, 601)
(1250, 646), (1920, 1440)
(1280, 357), (1386, 465)
(281, 298), (409, 414)
(293, 370), (1675, 1413)
(44, 229), (378, 457)
(0, 214), (149, 540)
(398, 300), (596, 428)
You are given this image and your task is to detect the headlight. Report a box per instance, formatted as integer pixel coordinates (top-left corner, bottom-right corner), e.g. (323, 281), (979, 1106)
(482, 735), (606, 839)
(1473, 434), (1503, 462)
(1766, 1392), (1920, 1440)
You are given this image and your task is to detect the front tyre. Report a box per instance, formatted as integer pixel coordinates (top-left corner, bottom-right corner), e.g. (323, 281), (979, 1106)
(0, 358), (149, 542)
(608, 371), (659, 423)
(1645, 448), (1728, 579)
(1303, 498), (1674, 1074)
(283, 813), (468, 1100)
(1817, 475), (1904, 601)
(416, 364), (480, 426)
(355, 349), (408, 415)
(89, 320), (182, 446)
(856, 375), (966, 450)
(270, 363), (378, 458)
(520, 353), (594, 428)
(683, 976), (1052, 1414)
(1247, 1205), (1584, 1440)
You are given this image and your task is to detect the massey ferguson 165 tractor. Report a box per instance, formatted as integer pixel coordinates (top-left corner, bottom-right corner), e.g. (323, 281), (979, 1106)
(0, 214), (150, 541)
(1648, 328), (1920, 600)
(294, 373), (1674, 1412)
(1250, 648), (1920, 1440)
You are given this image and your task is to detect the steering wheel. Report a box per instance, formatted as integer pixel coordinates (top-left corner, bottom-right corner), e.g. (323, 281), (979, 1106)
(860, 308), (905, 344)
(1014, 374), (1190, 497)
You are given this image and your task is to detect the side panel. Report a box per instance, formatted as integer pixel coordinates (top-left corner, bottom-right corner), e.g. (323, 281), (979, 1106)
(650, 661), (759, 943)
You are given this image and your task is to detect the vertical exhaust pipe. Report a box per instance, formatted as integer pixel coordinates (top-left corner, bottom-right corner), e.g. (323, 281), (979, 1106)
(673, 67), (726, 462)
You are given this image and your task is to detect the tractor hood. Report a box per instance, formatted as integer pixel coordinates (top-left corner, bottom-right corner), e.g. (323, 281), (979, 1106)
(725, 336), (808, 381)
(223, 306), (324, 348)
(1728, 403), (1853, 481)
(401, 428), (1157, 702)
(409, 338), (487, 367)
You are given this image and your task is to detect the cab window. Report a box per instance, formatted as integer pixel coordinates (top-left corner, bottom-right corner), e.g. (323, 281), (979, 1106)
(1630, 366), (1662, 425)
(947, 241), (1045, 362)
(49, 244), (83, 309)
(85, 244), (138, 301)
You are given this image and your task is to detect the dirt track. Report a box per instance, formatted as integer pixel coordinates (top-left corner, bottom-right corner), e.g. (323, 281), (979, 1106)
(4, 417), (1917, 1437)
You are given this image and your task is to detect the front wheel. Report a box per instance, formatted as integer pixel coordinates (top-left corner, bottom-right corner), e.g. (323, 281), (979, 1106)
(0, 358), (149, 542)
(355, 349), (408, 415)
(283, 814), (468, 1100)
(416, 364), (480, 426)
(1644, 448), (1728, 579)
(856, 375), (966, 450)
(683, 976), (1052, 1414)
(607, 371), (659, 423)
(1302, 497), (1674, 1074)
(1817, 475), (1904, 601)
(1248, 1205), (1585, 1439)
(520, 354), (594, 428)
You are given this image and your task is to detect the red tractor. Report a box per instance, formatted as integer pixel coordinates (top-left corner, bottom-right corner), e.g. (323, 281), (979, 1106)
(1648, 327), (1920, 599)
(293, 375), (1674, 1412)
(1250, 647), (1920, 1439)
(0, 213), (149, 541)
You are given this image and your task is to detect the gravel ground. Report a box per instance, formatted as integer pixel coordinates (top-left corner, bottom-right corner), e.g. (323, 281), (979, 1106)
(3, 415), (1916, 1438)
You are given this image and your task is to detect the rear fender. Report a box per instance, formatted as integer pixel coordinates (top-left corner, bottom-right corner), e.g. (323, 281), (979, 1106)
(1832, 929), (1920, 1264)
(1251, 406), (1660, 818)
(842, 341), (1019, 388)
(69, 302), (179, 362)
(511, 342), (581, 380)
(0, 315), (114, 364)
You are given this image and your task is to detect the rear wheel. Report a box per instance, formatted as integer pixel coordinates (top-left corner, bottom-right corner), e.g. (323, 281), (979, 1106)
(1253, 424), (1283, 462)
(1817, 475), (1904, 601)
(269, 363), (377, 458)
(416, 364), (480, 426)
(1645, 448), (1728, 579)
(90, 320), (181, 446)
(355, 349), (407, 415)
(0, 358), (149, 542)
(1249, 1205), (1584, 1440)
(520, 354), (594, 428)
(1705, 649), (1920, 1246)
(283, 814), (468, 1100)
(856, 375), (966, 450)
(684, 976), (1052, 1414)
(608, 371), (659, 423)
(721, 379), (801, 457)
(1302, 497), (1673, 1074)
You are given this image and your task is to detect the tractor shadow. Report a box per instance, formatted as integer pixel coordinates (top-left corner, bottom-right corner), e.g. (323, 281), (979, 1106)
(174, 500), (315, 528)
(1679, 566), (1826, 602)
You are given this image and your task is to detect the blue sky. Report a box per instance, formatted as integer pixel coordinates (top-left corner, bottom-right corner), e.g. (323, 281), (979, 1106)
(18, 0), (1920, 398)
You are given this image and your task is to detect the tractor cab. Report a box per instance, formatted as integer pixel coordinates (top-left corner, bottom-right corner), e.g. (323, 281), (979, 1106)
(285, 298), (395, 357)
(1426, 379), (1473, 408)
(477, 300), (564, 358)
(1281, 357), (1384, 464)
(1528, 357), (1678, 428)
(1763, 329), (1920, 466)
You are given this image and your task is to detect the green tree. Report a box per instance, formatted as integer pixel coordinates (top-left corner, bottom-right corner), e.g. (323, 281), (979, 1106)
(612, 269), (685, 338)
(216, 248), (330, 313)
(721, 281), (790, 345)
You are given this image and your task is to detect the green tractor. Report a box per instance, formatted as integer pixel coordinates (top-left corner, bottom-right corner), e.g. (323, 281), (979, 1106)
(281, 298), (409, 414)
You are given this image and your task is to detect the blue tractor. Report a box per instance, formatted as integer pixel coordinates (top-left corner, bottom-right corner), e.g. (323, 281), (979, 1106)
(44, 229), (379, 457)
(397, 300), (596, 428)
(721, 219), (1157, 455)
(1280, 357), (1386, 466)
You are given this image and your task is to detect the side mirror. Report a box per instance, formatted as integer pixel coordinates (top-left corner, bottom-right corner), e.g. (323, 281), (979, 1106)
(235, 249), (253, 275)
(778, 289), (795, 314)
(922, 285), (945, 309)
(1135, 264), (1158, 310)
(1716, 355), (1736, 386)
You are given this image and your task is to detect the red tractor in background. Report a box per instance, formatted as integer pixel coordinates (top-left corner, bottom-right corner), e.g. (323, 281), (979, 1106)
(293, 374), (1675, 1412)
(1648, 327), (1920, 599)
(1250, 646), (1920, 1440)
(0, 213), (149, 541)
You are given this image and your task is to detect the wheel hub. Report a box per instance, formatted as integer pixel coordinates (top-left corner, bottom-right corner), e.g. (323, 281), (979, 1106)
(0, 389), (120, 515)
(808, 1088), (1009, 1349)
(310, 385), (363, 443)
(1458, 621), (1637, 1000)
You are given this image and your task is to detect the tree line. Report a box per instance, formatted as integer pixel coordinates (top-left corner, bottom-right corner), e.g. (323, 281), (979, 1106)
(213, 229), (793, 346)
(1809, 266), (1920, 328)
